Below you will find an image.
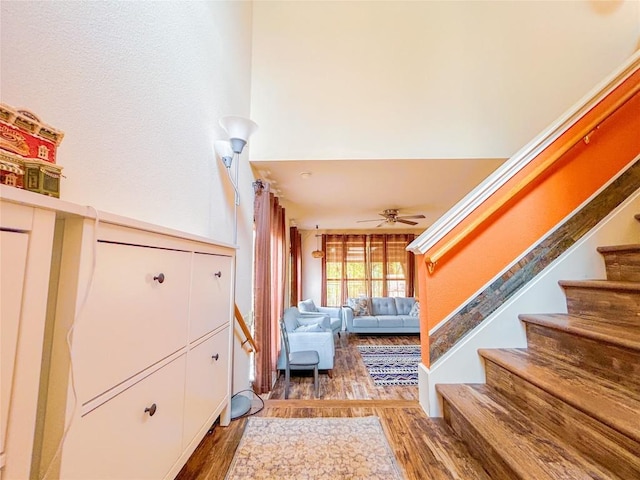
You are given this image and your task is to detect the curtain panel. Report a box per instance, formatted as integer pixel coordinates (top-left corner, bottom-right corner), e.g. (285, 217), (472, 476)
(322, 234), (415, 307)
(290, 226), (302, 306)
(253, 182), (286, 394)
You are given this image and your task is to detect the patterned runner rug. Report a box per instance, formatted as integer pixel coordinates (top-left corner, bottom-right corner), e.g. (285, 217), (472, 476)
(225, 416), (404, 479)
(357, 344), (421, 386)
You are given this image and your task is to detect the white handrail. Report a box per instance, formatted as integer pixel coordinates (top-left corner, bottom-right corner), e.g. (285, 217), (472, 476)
(407, 50), (640, 256)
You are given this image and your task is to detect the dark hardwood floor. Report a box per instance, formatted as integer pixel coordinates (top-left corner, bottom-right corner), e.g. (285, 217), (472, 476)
(269, 333), (421, 401)
(176, 333), (490, 480)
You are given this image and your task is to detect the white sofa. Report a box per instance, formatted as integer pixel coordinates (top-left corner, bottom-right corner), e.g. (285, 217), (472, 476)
(276, 307), (335, 370)
(343, 297), (420, 334)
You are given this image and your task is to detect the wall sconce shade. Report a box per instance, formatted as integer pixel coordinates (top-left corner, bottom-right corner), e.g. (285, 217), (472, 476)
(214, 140), (234, 168)
(219, 116), (259, 154)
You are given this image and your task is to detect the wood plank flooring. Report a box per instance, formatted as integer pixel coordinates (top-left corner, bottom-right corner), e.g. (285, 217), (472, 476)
(176, 333), (489, 480)
(270, 333), (421, 401)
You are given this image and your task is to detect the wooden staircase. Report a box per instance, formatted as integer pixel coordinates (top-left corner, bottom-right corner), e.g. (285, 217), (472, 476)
(437, 237), (640, 478)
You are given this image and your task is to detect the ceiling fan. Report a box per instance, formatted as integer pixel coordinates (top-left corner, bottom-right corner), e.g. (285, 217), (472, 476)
(356, 209), (426, 227)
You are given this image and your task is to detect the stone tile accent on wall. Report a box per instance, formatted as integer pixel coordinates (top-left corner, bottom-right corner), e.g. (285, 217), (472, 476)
(430, 159), (640, 364)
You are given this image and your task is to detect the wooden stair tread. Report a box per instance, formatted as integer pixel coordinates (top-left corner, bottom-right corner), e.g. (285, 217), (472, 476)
(559, 279), (640, 291)
(518, 313), (640, 351)
(597, 244), (640, 254)
(479, 348), (640, 443)
(437, 383), (621, 480)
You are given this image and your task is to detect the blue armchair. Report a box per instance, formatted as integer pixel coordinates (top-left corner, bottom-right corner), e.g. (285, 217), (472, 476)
(297, 299), (343, 337)
(277, 307), (335, 371)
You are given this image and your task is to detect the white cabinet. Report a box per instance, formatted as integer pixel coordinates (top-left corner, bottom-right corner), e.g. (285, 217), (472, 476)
(189, 253), (233, 342)
(183, 328), (230, 448)
(0, 193), (56, 480)
(72, 242), (191, 402)
(59, 356), (187, 480)
(44, 217), (236, 480)
(0, 231), (28, 476)
(0, 186), (236, 480)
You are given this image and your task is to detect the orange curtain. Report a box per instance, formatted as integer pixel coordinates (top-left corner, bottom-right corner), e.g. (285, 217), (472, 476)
(290, 226), (302, 306)
(322, 234), (415, 306)
(253, 181), (286, 394)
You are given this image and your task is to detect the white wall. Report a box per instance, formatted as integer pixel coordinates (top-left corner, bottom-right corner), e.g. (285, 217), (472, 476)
(251, 0), (639, 161)
(1, 1), (255, 394)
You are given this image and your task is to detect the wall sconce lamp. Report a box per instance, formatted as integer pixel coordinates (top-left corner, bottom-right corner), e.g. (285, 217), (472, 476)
(215, 116), (259, 205)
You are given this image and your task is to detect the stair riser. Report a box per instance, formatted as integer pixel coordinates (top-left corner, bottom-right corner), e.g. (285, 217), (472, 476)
(525, 323), (640, 390)
(563, 286), (640, 324)
(442, 399), (519, 479)
(601, 250), (640, 282)
(484, 359), (640, 479)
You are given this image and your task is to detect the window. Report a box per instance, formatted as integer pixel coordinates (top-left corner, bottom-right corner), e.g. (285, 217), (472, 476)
(322, 234), (415, 307)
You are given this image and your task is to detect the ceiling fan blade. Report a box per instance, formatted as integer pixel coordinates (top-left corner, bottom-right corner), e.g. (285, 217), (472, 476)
(396, 214), (426, 220)
(375, 221), (387, 228)
(396, 218), (418, 226)
(357, 218), (384, 223)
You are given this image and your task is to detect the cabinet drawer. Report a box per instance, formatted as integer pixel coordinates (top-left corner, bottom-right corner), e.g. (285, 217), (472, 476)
(60, 355), (186, 480)
(73, 242), (190, 402)
(183, 328), (230, 447)
(189, 253), (233, 342)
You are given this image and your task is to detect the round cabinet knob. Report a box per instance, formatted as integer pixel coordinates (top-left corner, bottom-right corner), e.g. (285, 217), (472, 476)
(153, 273), (165, 284)
(144, 403), (157, 416)
(214, 271), (222, 278)
(212, 353), (220, 361)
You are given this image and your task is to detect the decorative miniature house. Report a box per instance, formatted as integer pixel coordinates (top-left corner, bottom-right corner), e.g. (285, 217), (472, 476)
(0, 103), (64, 197)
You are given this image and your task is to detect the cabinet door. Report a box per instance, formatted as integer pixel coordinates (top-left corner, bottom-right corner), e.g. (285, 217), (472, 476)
(189, 253), (233, 342)
(60, 356), (186, 480)
(0, 231), (28, 467)
(182, 328), (230, 447)
(73, 242), (190, 402)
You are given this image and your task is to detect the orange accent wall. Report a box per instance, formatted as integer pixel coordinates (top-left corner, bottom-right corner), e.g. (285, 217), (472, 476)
(419, 71), (640, 367)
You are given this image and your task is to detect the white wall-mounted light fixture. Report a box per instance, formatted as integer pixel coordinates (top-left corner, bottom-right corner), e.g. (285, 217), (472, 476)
(215, 116), (259, 206)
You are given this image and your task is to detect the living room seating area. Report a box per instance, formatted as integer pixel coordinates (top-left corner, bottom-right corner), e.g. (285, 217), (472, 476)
(343, 297), (420, 334)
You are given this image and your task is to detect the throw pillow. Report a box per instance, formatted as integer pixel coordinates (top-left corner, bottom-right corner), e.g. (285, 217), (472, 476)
(347, 297), (371, 317)
(295, 324), (324, 332)
(409, 301), (420, 317)
(298, 299), (318, 313)
(283, 309), (300, 332)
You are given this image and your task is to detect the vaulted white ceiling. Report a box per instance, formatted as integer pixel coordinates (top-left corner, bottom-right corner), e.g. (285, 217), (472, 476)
(248, 1), (637, 233)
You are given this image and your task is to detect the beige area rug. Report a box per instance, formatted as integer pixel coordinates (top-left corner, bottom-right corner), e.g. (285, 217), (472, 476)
(225, 416), (405, 479)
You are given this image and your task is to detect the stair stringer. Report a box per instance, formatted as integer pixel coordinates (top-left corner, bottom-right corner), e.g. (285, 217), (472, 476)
(419, 187), (640, 417)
